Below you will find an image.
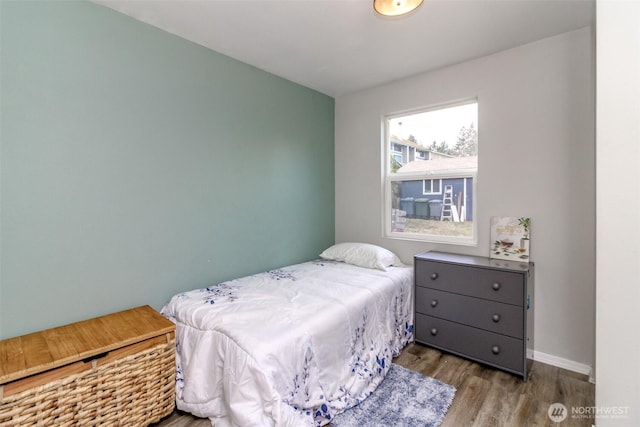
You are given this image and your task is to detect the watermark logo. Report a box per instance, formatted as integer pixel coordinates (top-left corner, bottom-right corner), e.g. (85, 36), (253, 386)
(548, 403), (630, 422)
(548, 403), (568, 422)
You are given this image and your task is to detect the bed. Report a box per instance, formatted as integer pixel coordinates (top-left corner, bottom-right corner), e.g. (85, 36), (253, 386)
(161, 243), (414, 427)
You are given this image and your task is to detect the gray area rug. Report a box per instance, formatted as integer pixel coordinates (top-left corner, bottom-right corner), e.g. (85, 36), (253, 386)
(331, 364), (456, 427)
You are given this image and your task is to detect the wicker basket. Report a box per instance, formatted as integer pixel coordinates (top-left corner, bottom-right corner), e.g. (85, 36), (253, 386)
(0, 335), (175, 426)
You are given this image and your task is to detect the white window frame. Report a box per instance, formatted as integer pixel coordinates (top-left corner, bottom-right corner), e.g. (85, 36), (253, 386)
(383, 101), (478, 246)
(391, 143), (403, 153)
(422, 179), (442, 195)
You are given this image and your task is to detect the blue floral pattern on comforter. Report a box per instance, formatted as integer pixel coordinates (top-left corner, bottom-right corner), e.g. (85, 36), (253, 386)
(162, 260), (414, 427)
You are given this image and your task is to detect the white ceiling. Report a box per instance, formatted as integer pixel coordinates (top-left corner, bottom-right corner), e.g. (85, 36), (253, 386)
(95, 0), (595, 97)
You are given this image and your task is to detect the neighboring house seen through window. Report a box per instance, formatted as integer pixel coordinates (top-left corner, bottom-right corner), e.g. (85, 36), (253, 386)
(384, 100), (478, 245)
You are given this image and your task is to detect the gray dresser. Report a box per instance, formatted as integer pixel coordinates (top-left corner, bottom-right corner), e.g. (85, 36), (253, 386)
(414, 251), (534, 380)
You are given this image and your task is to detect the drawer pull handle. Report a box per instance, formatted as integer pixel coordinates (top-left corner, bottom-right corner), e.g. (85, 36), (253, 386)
(492, 314), (501, 322)
(431, 299), (438, 308)
(430, 328), (438, 336)
(430, 273), (438, 280)
(491, 345), (500, 355)
(492, 282), (501, 291)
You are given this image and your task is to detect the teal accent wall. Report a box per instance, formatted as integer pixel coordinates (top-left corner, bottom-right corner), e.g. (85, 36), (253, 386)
(0, 1), (335, 339)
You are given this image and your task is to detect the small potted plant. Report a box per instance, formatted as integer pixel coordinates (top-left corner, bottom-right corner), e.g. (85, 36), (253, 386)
(518, 217), (531, 256)
(518, 217), (530, 239)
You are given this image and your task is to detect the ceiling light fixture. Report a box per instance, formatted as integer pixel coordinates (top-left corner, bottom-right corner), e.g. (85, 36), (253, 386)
(373, 0), (424, 17)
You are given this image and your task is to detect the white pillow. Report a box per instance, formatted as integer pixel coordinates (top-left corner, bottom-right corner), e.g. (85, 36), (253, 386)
(319, 242), (404, 271)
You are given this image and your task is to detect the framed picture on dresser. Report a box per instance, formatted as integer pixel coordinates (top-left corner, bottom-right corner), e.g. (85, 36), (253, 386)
(490, 216), (531, 261)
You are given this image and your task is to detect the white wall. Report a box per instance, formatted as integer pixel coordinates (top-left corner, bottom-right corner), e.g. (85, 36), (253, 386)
(596, 1), (640, 425)
(335, 27), (595, 371)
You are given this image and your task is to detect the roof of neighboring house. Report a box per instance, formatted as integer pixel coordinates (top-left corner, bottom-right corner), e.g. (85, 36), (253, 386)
(397, 156), (478, 173)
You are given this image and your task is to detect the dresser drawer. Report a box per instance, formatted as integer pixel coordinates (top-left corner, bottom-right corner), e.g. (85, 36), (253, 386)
(416, 260), (524, 306)
(415, 313), (524, 374)
(415, 287), (524, 339)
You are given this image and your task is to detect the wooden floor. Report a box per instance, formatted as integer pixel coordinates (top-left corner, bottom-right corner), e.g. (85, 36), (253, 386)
(153, 343), (595, 427)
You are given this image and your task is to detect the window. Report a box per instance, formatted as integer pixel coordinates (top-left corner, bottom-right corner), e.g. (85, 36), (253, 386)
(422, 179), (441, 195)
(384, 100), (478, 245)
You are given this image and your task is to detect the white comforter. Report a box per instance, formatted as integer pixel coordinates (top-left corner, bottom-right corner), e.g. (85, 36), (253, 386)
(161, 260), (414, 427)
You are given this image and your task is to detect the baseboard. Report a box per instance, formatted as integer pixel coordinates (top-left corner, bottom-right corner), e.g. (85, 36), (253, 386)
(530, 350), (594, 383)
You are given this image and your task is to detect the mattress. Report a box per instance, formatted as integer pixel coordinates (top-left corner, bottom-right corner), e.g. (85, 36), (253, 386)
(161, 259), (414, 427)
